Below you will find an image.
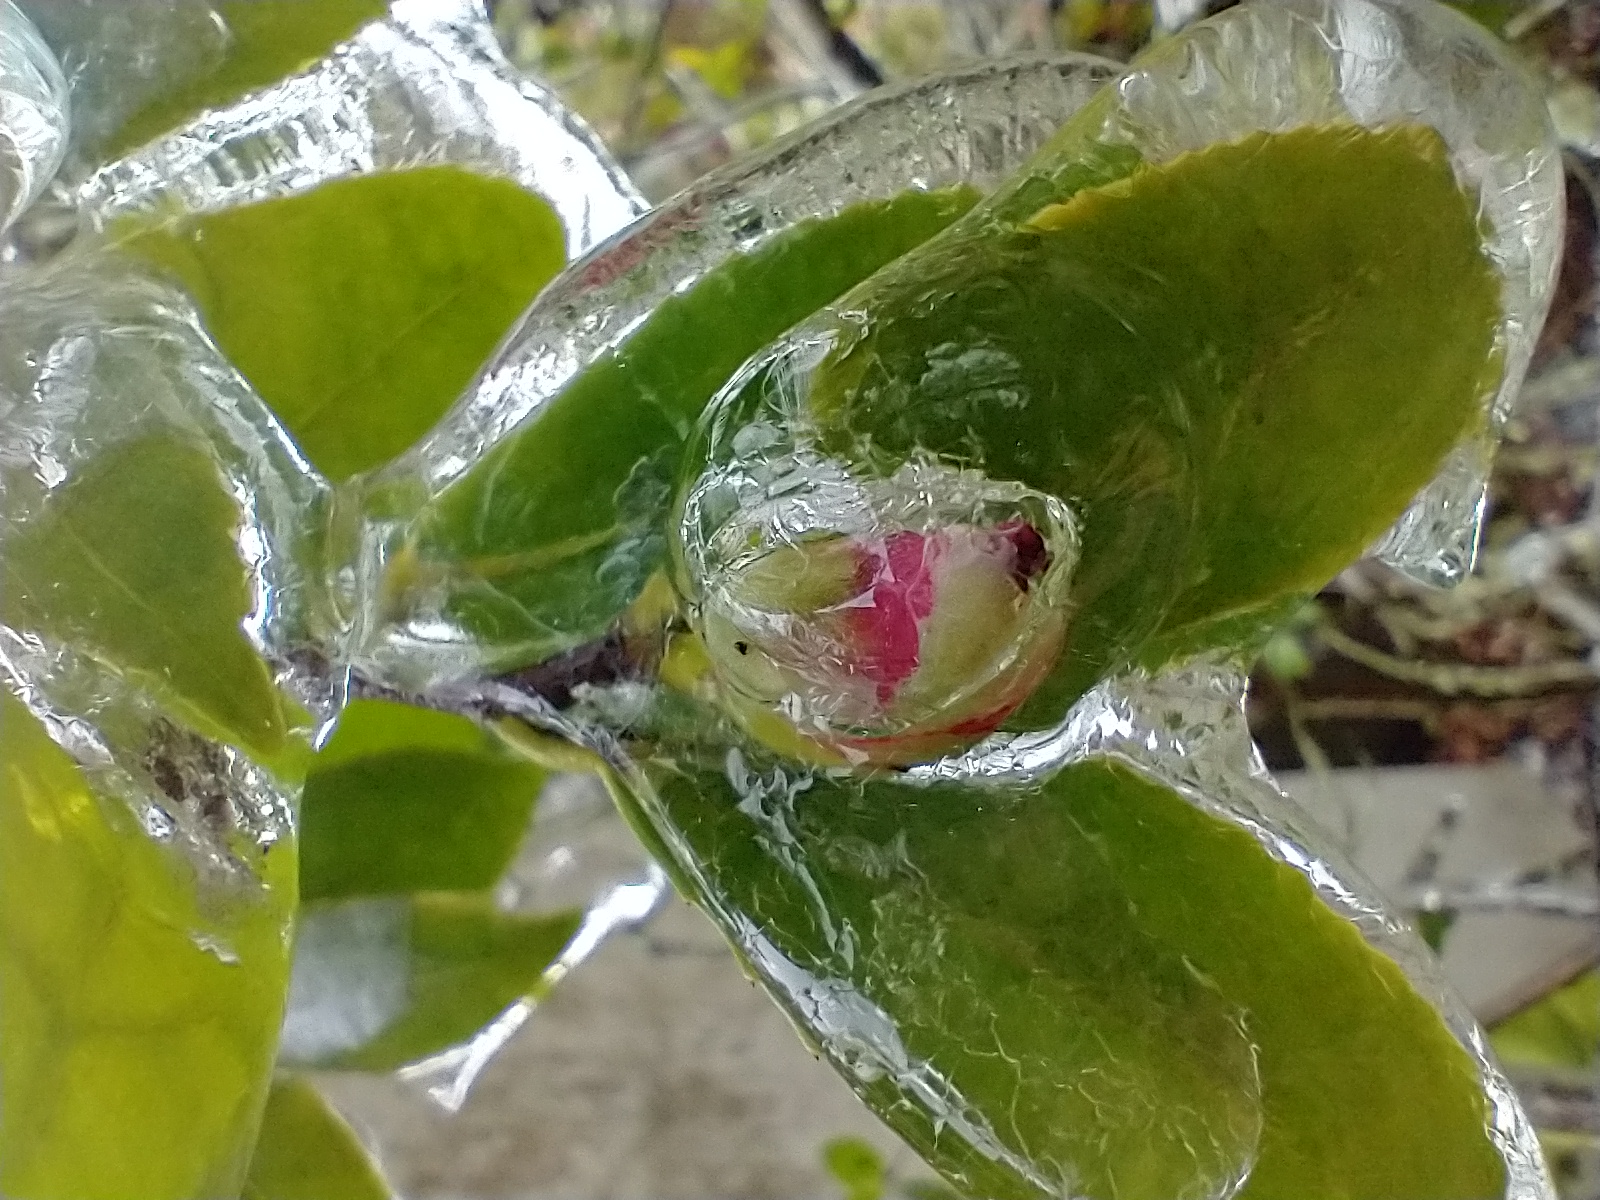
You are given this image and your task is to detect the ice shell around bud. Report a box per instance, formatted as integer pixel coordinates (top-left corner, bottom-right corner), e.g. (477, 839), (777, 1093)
(702, 518), (1068, 766)
(0, 0), (69, 233)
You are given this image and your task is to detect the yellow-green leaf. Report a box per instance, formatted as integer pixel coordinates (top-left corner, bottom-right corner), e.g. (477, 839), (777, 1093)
(1065, 761), (1502, 1199)
(110, 0), (389, 155)
(1, 433), (288, 759)
(300, 700), (545, 901)
(0, 691), (296, 1200)
(643, 748), (1262, 1200)
(122, 166), (566, 482)
(822, 1136), (887, 1200)
(243, 1078), (390, 1200)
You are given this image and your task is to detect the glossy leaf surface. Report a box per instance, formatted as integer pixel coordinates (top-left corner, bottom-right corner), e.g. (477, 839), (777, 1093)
(635, 744), (1502, 1200)
(403, 186), (981, 665)
(806, 123), (1501, 714)
(316, 893), (581, 1072)
(639, 739), (1262, 1200)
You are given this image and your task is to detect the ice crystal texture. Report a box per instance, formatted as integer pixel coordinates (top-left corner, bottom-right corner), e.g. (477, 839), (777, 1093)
(1, 0), (644, 920)
(0, 0), (67, 232)
(23, 0), (643, 253)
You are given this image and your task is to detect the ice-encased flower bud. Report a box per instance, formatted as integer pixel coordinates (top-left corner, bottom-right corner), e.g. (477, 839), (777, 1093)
(702, 516), (1068, 766)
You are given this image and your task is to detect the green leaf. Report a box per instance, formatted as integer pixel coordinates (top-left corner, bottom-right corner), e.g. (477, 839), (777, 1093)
(1, 433), (288, 759)
(243, 1077), (391, 1200)
(1063, 761), (1502, 1199)
(642, 747), (1262, 1200)
(401, 185), (981, 667)
(822, 1136), (887, 1200)
(808, 123), (1500, 716)
(320, 893), (582, 1071)
(1489, 969), (1600, 1072)
(122, 166), (567, 482)
(635, 746), (1504, 1200)
(0, 691), (296, 1200)
(300, 699), (545, 902)
(110, 0), (390, 155)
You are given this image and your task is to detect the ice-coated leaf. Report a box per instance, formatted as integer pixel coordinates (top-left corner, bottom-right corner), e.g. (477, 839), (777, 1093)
(122, 166), (567, 481)
(0, 691), (295, 1200)
(640, 745), (1263, 1200)
(242, 1077), (391, 1200)
(1058, 761), (1503, 1199)
(402, 186), (980, 665)
(310, 893), (581, 1072)
(1, 433), (289, 759)
(109, 0), (388, 155)
(805, 123), (1501, 713)
(300, 699), (545, 901)
(633, 745), (1504, 1200)
(0, 0), (69, 231)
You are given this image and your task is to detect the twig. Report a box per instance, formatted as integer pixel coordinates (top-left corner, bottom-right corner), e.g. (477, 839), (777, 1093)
(1407, 881), (1600, 920)
(621, 0), (679, 153)
(790, 0), (884, 88)
(1504, 1071), (1600, 1136)
(1317, 624), (1600, 698)
(1504, 0), (1573, 41)
(1292, 696), (1444, 734)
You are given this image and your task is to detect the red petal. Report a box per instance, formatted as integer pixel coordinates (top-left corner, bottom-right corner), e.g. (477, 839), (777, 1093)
(844, 530), (941, 704)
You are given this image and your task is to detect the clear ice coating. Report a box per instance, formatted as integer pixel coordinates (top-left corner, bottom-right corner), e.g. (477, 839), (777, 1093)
(0, 0), (67, 233)
(1097, 0), (1563, 585)
(345, 53), (1123, 689)
(16, 0), (643, 254)
(399, 53), (1120, 494)
(324, 0), (1563, 1196)
(677, 0), (1562, 749)
(0, 250), (311, 1195)
(0, 0), (655, 1185)
(17, 0), (226, 159)
(685, 452), (1079, 766)
(0, 0), (649, 869)
(0, 246), (319, 868)
(0, 0), (1573, 1196)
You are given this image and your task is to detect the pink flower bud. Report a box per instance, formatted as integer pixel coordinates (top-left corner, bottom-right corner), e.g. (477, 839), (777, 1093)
(702, 518), (1066, 766)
